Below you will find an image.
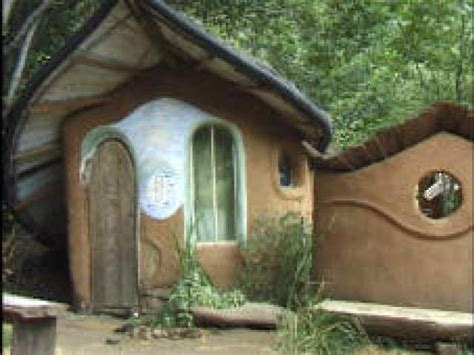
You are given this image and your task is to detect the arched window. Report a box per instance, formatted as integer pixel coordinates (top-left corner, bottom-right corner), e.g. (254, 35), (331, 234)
(190, 124), (243, 242)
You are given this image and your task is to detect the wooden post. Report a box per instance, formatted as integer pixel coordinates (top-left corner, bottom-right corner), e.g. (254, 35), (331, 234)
(12, 318), (56, 355)
(3, 293), (60, 355)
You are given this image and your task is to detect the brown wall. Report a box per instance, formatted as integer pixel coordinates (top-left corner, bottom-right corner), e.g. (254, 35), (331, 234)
(313, 132), (473, 312)
(63, 62), (314, 307)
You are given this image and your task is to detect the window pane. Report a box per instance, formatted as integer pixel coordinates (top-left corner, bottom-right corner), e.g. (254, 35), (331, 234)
(193, 127), (214, 241)
(279, 152), (293, 187)
(214, 126), (235, 241)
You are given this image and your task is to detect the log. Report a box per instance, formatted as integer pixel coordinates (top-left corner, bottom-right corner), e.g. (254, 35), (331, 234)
(317, 300), (473, 343)
(190, 303), (287, 329)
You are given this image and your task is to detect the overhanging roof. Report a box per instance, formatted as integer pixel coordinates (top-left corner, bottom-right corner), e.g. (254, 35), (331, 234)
(3, 0), (332, 244)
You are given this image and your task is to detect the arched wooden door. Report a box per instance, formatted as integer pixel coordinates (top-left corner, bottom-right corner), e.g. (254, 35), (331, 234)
(89, 139), (138, 309)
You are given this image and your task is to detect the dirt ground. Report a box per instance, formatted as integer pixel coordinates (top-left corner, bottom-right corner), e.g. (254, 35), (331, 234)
(4, 308), (279, 355)
(0, 230), (446, 355)
(3, 308), (435, 355)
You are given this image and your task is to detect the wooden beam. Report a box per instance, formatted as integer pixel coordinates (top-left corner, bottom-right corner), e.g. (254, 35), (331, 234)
(193, 54), (215, 71)
(16, 157), (62, 179)
(72, 54), (143, 74)
(317, 300), (473, 342)
(12, 143), (61, 162)
(28, 96), (112, 114)
(13, 183), (62, 212)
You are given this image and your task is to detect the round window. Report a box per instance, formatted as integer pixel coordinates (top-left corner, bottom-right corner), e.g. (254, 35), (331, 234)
(416, 171), (462, 219)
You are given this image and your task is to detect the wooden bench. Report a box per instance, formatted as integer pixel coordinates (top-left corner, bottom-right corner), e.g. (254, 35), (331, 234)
(317, 300), (474, 343)
(3, 293), (61, 355)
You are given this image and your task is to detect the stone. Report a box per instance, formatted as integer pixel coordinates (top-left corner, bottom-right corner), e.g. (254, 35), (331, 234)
(434, 342), (462, 355)
(190, 303), (288, 329)
(105, 337), (120, 345)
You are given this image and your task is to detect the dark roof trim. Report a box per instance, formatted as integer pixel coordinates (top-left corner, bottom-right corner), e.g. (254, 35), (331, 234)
(143, 0), (333, 151)
(313, 102), (473, 172)
(3, 0), (333, 208)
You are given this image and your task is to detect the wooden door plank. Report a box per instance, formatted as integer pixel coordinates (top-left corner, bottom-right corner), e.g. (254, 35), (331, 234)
(90, 140), (137, 309)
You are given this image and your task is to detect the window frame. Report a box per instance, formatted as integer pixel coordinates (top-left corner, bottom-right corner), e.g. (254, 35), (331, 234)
(185, 118), (247, 246)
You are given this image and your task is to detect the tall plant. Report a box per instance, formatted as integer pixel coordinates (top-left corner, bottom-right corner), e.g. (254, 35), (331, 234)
(237, 212), (313, 309)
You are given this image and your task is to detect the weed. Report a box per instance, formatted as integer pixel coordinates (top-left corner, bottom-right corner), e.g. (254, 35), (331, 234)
(237, 212), (313, 309)
(277, 299), (369, 355)
(150, 236), (246, 328)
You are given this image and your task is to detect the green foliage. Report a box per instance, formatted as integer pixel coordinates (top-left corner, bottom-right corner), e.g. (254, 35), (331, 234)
(2, 323), (13, 349)
(237, 212), (313, 309)
(169, 0), (473, 148)
(153, 237), (246, 328)
(277, 299), (368, 355)
(3, 0), (105, 98)
(6, 0), (472, 148)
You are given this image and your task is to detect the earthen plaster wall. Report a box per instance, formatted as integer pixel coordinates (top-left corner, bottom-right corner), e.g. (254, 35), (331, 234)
(63, 62), (314, 307)
(313, 132), (473, 312)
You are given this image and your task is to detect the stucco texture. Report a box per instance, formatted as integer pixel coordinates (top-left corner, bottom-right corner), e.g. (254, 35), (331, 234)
(313, 132), (473, 312)
(63, 62), (314, 307)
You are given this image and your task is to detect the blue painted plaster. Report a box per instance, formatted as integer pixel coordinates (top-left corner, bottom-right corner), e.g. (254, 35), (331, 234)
(81, 97), (211, 220)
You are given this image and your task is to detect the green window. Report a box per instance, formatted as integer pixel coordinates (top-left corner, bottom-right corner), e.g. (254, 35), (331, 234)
(191, 125), (238, 242)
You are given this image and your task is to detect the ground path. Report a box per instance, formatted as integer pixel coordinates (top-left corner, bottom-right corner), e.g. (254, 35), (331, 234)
(3, 305), (434, 355)
(5, 308), (279, 355)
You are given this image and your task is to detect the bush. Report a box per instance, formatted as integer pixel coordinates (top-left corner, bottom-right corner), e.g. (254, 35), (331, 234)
(237, 212), (313, 309)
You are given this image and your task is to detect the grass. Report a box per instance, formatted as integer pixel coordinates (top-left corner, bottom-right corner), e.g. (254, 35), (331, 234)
(277, 297), (369, 355)
(3, 323), (13, 349)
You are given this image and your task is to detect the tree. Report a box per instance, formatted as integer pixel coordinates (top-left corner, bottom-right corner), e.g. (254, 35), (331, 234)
(169, 0), (473, 148)
(2, 0), (102, 127)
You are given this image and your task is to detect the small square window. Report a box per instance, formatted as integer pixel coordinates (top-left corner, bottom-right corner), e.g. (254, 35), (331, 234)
(278, 152), (293, 187)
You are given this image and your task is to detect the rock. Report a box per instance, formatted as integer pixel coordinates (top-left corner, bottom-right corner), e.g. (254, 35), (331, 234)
(190, 303), (288, 329)
(152, 328), (167, 339)
(105, 337), (121, 345)
(130, 327), (140, 338)
(434, 342), (462, 355)
(114, 323), (134, 333)
(138, 326), (152, 340)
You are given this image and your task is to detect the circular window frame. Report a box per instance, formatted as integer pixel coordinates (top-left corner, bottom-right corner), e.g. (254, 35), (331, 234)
(414, 170), (463, 220)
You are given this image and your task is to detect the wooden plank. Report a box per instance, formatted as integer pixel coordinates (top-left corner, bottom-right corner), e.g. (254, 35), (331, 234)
(3, 294), (61, 320)
(90, 140), (137, 309)
(13, 183), (62, 212)
(40, 64), (131, 102)
(12, 143), (61, 162)
(317, 300), (473, 342)
(29, 96), (112, 114)
(3, 294), (60, 355)
(72, 53), (143, 74)
(16, 157), (62, 179)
